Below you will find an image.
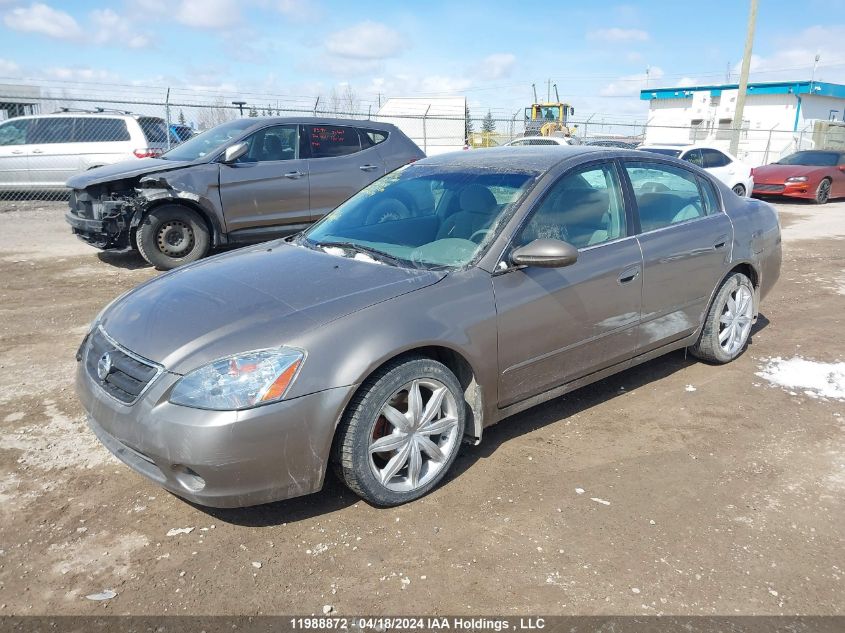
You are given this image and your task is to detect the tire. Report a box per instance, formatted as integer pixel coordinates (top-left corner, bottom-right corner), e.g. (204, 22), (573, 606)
(332, 356), (466, 506)
(689, 272), (755, 364)
(732, 183), (746, 197)
(136, 204), (210, 270)
(814, 178), (831, 205)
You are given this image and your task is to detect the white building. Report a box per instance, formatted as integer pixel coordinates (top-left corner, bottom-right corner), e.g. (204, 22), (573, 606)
(375, 97), (466, 156)
(640, 80), (845, 165)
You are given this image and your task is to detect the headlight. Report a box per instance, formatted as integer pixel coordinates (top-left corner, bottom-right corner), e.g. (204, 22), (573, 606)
(785, 176), (808, 183)
(169, 348), (305, 410)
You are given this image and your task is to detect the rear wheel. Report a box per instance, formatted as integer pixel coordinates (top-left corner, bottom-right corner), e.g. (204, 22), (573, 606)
(136, 204), (210, 270)
(690, 272), (755, 363)
(814, 178), (831, 204)
(732, 183), (746, 197)
(333, 357), (465, 506)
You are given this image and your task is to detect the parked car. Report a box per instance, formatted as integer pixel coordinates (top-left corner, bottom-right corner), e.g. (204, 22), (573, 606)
(65, 117), (424, 269)
(504, 136), (576, 147)
(169, 123), (194, 144)
(0, 111), (170, 191)
(76, 146), (781, 508)
(751, 150), (845, 204)
(638, 143), (754, 196)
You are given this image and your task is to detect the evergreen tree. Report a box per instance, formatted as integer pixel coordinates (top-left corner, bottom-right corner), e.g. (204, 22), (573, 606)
(464, 104), (474, 140)
(177, 109), (186, 125)
(248, 106), (259, 117)
(481, 110), (496, 133)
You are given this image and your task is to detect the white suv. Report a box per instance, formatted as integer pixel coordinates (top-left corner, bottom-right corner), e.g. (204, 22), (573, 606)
(638, 143), (754, 197)
(0, 111), (170, 191)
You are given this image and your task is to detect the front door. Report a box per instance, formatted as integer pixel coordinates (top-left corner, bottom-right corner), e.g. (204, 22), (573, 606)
(219, 124), (311, 235)
(305, 124), (385, 220)
(622, 159), (733, 352)
(493, 161), (643, 408)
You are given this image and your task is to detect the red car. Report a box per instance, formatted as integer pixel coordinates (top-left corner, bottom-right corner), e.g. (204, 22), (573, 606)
(752, 150), (845, 204)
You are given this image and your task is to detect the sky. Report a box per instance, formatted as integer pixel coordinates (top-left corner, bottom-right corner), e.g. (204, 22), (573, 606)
(1, 0), (845, 122)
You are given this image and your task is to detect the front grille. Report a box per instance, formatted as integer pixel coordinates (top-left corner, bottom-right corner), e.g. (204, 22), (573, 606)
(754, 183), (785, 193)
(84, 327), (162, 404)
(69, 190), (95, 219)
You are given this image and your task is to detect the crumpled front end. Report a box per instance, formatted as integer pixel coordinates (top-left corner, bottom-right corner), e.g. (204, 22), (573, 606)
(65, 187), (139, 250)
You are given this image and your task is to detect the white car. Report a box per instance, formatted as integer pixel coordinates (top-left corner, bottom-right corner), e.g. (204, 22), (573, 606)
(504, 136), (577, 147)
(638, 143), (754, 196)
(0, 111), (171, 191)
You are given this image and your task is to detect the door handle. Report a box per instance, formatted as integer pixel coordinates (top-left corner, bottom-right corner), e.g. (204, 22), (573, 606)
(617, 265), (641, 284)
(31, 149), (43, 154)
(11, 150), (24, 154)
(284, 171), (304, 179)
(359, 164), (378, 171)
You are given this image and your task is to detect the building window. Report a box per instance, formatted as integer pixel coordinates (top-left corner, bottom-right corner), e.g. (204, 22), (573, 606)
(689, 119), (707, 141)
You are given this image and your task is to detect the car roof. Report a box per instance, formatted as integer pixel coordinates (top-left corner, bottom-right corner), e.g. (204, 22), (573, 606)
(415, 145), (611, 171)
(5, 112), (160, 121)
(232, 116), (399, 134)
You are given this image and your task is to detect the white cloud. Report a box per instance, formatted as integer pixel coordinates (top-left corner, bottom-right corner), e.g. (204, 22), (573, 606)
(276, 0), (311, 20)
(3, 2), (82, 39)
(46, 66), (121, 83)
(175, 0), (241, 29)
(325, 21), (405, 60)
(0, 57), (21, 76)
(477, 53), (516, 80)
(90, 9), (150, 49)
(733, 26), (845, 84)
(600, 66), (664, 97)
(587, 27), (649, 42)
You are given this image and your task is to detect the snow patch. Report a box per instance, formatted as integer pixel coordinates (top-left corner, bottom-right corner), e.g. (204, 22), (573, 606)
(756, 357), (845, 401)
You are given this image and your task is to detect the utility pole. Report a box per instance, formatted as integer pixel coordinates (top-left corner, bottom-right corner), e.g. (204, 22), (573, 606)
(810, 53), (821, 88)
(645, 66), (650, 88)
(730, 0), (758, 156)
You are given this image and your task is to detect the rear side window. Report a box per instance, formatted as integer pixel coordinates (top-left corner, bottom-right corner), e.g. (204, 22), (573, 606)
(0, 118), (33, 145)
(138, 117), (168, 143)
(625, 161), (706, 232)
(359, 128), (388, 148)
(702, 148), (731, 168)
(308, 125), (360, 158)
(74, 118), (130, 142)
(698, 176), (722, 214)
(29, 117), (74, 144)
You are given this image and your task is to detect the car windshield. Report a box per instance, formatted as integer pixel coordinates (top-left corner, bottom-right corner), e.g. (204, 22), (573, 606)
(776, 151), (839, 166)
(160, 119), (257, 161)
(301, 164), (538, 270)
(640, 147), (682, 157)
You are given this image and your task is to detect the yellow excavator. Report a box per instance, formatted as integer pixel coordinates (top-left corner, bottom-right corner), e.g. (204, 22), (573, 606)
(524, 82), (576, 137)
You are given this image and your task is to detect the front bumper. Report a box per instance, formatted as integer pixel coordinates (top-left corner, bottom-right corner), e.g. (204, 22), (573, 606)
(76, 351), (355, 508)
(753, 181), (814, 199)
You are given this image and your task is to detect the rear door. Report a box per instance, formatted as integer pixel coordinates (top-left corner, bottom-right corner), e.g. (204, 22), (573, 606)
(219, 123), (311, 235)
(73, 117), (133, 168)
(622, 160), (733, 353)
(306, 124), (383, 220)
(0, 118), (33, 189)
(27, 117), (79, 186)
(493, 160), (642, 407)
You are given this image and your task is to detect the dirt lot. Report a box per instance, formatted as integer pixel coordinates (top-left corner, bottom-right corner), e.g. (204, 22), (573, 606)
(0, 198), (843, 616)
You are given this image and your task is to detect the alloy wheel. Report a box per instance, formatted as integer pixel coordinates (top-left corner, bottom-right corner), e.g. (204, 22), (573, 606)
(817, 180), (831, 204)
(718, 284), (753, 356)
(368, 378), (460, 492)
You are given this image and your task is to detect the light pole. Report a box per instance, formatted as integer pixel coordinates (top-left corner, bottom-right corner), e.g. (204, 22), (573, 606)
(231, 101), (247, 117)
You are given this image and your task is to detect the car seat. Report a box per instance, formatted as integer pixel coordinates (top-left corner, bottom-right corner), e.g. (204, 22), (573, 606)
(436, 184), (498, 241)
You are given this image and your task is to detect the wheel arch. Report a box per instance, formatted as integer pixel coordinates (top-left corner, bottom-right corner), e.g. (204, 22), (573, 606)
(133, 198), (222, 246)
(698, 260), (761, 336)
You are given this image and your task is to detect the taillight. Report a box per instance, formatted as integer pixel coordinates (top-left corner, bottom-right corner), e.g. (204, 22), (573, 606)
(133, 148), (163, 158)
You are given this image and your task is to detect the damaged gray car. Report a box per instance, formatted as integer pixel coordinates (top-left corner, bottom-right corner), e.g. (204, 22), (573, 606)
(65, 117), (424, 269)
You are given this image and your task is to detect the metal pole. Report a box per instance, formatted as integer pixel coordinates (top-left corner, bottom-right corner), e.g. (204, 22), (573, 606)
(763, 123), (777, 164)
(730, 0), (758, 156)
(165, 87), (171, 150)
(422, 105), (431, 153)
(313, 96), (320, 117)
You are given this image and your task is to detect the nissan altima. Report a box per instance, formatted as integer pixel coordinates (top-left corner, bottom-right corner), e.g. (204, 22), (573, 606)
(76, 147), (782, 508)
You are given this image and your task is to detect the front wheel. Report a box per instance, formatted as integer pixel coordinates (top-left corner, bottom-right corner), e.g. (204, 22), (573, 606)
(136, 204), (210, 270)
(690, 272), (755, 363)
(332, 357), (466, 506)
(814, 178), (831, 205)
(732, 183), (746, 197)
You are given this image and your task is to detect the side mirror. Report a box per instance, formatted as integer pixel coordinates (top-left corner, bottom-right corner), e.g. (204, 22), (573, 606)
(838, 165), (845, 172)
(511, 238), (578, 268)
(221, 141), (249, 164)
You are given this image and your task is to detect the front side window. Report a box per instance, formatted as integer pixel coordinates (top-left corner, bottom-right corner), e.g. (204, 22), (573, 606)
(302, 165), (537, 269)
(308, 125), (360, 158)
(0, 118), (32, 146)
(517, 163), (627, 249)
(237, 125), (298, 162)
(625, 161), (706, 232)
(74, 118), (131, 143)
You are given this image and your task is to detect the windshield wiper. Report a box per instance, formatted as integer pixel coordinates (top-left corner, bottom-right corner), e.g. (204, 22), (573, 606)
(314, 240), (406, 266)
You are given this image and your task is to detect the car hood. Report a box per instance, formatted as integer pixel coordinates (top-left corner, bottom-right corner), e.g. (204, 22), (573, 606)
(99, 242), (445, 374)
(753, 164), (826, 183)
(66, 158), (195, 189)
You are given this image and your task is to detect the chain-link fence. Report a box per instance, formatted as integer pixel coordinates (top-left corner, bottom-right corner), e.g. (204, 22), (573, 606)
(1, 87), (843, 207)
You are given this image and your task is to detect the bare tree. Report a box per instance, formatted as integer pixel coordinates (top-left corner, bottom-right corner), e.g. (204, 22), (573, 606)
(196, 99), (236, 130)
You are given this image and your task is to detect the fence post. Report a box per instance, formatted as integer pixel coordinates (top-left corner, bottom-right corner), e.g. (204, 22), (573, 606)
(422, 105), (431, 154)
(313, 96), (320, 117)
(165, 87), (171, 150)
(762, 124), (777, 164)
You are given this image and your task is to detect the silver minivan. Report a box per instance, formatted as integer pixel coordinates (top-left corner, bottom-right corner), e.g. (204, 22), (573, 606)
(0, 111), (170, 191)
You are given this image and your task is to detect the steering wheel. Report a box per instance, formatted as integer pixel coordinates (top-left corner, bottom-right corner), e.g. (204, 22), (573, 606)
(469, 229), (491, 244)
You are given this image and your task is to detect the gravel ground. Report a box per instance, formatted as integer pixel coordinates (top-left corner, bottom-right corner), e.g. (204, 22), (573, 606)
(0, 197), (843, 616)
